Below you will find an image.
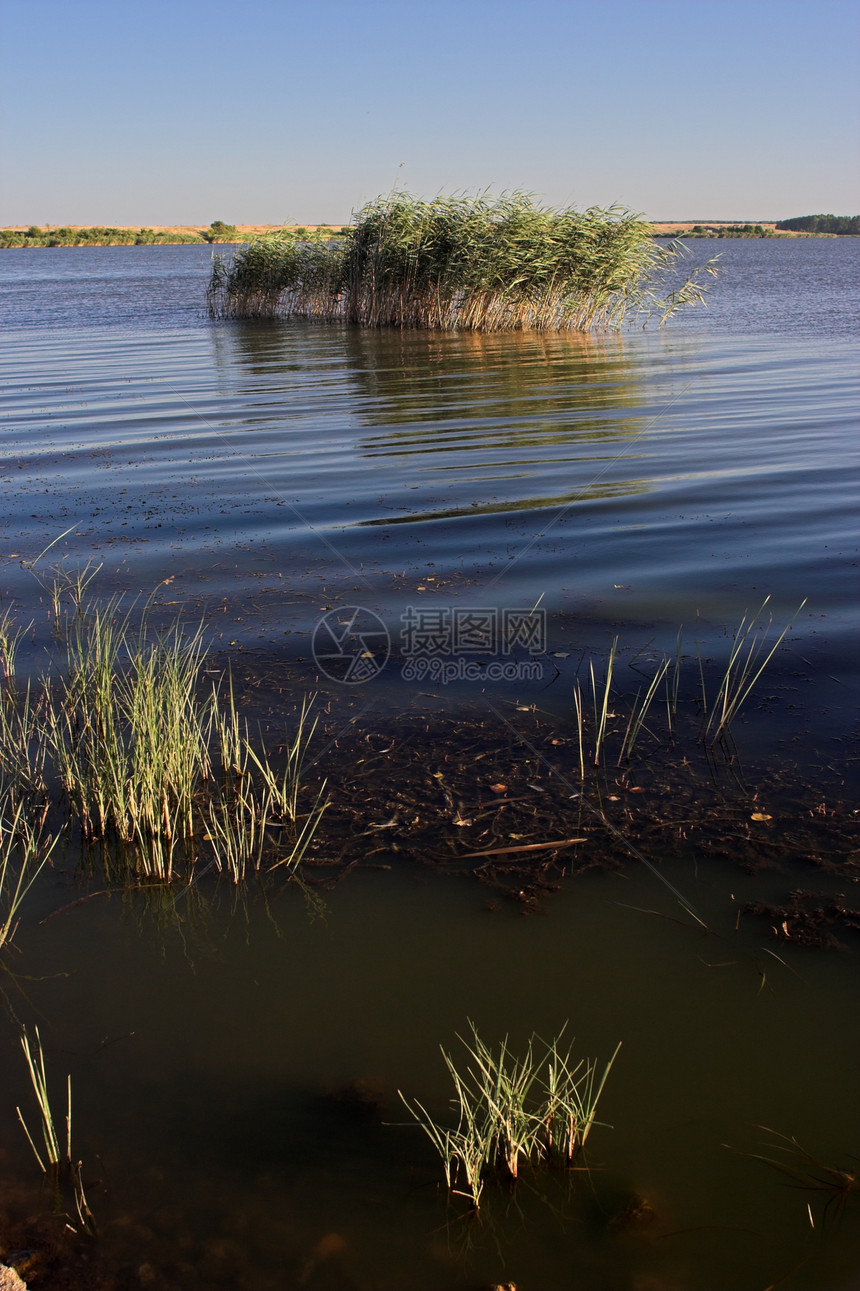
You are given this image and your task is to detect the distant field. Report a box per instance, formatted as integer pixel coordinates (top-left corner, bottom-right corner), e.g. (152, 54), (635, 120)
(1, 221), (818, 247)
(1, 223), (341, 238)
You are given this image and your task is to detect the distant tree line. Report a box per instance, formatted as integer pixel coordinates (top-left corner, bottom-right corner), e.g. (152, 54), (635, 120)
(689, 223), (774, 237)
(0, 221), (250, 248)
(0, 220), (346, 249)
(0, 225), (205, 248)
(775, 215), (860, 234)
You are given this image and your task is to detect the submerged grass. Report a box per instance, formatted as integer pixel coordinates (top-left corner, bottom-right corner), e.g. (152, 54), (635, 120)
(736, 1127), (860, 1229)
(209, 191), (717, 330)
(400, 1022), (620, 1209)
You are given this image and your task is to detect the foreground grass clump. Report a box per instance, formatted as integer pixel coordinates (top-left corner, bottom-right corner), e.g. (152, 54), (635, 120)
(48, 604), (211, 875)
(400, 1022), (620, 1208)
(208, 191), (717, 329)
(0, 589), (327, 889)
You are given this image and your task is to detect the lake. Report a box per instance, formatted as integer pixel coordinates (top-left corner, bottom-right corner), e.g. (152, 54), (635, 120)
(0, 238), (858, 1289)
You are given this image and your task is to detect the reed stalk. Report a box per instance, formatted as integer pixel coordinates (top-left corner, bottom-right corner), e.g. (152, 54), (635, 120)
(0, 678), (49, 792)
(590, 637), (617, 767)
(0, 608), (30, 683)
(207, 684), (328, 880)
(207, 780), (270, 883)
(0, 610), (49, 791)
(669, 627), (684, 722)
(572, 681), (586, 779)
(244, 696), (320, 823)
(16, 1024), (96, 1236)
(1, 790), (57, 950)
(740, 1127), (860, 1227)
(704, 599), (806, 743)
(267, 784), (329, 876)
(617, 657), (669, 764)
(16, 1025), (68, 1171)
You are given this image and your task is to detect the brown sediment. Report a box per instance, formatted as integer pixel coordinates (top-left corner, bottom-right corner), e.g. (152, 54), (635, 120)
(744, 890), (860, 949)
(256, 698), (860, 934)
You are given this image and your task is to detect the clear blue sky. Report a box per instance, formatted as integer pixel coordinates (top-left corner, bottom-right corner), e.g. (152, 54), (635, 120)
(2, 0), (858, 225)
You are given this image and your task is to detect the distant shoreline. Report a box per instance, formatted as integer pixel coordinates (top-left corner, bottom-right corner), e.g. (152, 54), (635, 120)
(651, 221), (827, 238)
(1, 221), (849, 248)
(0, 223), (343, 247)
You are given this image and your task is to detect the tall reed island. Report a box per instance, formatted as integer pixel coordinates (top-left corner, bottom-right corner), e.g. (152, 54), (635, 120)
(208, 192), (717, 330)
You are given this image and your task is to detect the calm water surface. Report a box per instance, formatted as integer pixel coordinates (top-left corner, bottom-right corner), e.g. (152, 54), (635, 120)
(0, 240), (858, 1289)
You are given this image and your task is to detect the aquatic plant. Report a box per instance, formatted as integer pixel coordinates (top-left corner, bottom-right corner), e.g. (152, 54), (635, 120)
(0, 610), (49, 792)
(17, 1025), (69, 1172)
(47, 603), (211, 874)
(703, 598), (806, 744)
(566, 602), (803, 774)
(16, 1025), (96, 1235)
(736, 1126), (860, 1229)
(0, 790), (57, 950)
(10, 589), (329, 885)
(206, 777), (270, 884)
(589, 636), (618, 767)
(208, 191), (717, 330)
(399, 1022), (620, 1208)
(244, 696), (321, 824)
(617, 656), (670, 765)
(208, 228), (346, 320)
(0, 607), (28, 683)
(206, 682), (328, 883)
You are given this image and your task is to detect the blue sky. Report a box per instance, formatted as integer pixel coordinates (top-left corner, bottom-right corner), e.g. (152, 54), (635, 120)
(2, 0), (858, 224)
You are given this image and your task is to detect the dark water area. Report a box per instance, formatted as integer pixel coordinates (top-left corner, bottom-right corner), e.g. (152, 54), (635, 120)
(0, 240), (859, 1289)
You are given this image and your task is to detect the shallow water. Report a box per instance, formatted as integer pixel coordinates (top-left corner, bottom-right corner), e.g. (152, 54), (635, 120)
(1, 239), (858, 1289)
(1, 241), (857, 665)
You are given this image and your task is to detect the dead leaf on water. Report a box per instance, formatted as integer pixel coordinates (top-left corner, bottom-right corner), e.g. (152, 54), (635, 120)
(751, 812), (773, 822)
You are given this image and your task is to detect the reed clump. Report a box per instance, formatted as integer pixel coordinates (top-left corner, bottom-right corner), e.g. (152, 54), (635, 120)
(208, 191), (717, 329)
(1, 587), (328, 889)
(47, 603), (211, 877)
(400, 1022), (620, 1209)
